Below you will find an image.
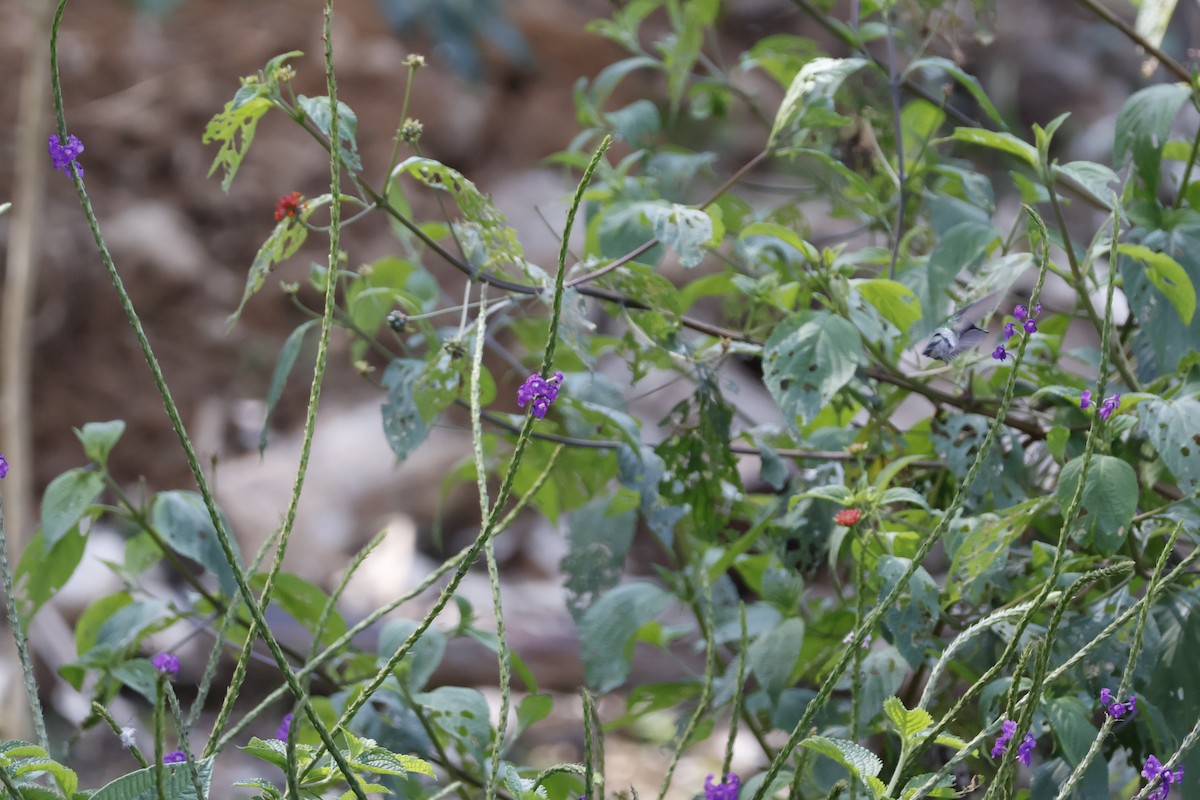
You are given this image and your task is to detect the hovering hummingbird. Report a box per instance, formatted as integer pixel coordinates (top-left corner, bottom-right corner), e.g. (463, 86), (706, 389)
(921, 291), (1001, 362)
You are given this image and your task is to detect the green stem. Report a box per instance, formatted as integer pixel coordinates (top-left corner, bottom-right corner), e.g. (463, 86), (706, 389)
(0, 493), (47, 749)
(48, 2), (371, 796)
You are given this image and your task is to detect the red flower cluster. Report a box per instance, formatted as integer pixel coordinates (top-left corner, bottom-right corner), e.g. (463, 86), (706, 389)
(834, 508), (862, 526)
(274, 191), (304, 221)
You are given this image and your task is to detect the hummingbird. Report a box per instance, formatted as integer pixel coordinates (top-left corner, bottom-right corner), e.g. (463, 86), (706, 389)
(921, 291), (1001, 362)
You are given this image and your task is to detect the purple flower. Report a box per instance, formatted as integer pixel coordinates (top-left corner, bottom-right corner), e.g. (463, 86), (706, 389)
(1099, 393), (1121, 421)
(991, 719), (1018, 758)
(1100, 687), (1136, 719)
(1003, 321), (1016, 340)
(992, 345), (1009, 362)
(1143, 754), (1184, 799)
(48, 134), (85, 177)
(1023, 318), (1038, 334)
(516, 371), (563, 419)
(151, 652), (180, 677)
(1013, 305), (1028, 321)
(276, 712), (294, 740)
(704, 773), (740, 800)
(162, 750), (186, 764)
(1080, 390), (1092, 410)
(1017, 732), (1036, 766)
(0, 454), (7, 479)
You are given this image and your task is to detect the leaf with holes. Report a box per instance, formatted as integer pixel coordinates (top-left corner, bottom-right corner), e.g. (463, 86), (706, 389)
(763, 311), (862, 429)
(1140, 397), (1200, 492)
(393, 157), (528, 275)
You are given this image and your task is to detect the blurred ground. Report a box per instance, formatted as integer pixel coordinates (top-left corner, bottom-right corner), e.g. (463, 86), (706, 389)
(0, 0), (1196, 795)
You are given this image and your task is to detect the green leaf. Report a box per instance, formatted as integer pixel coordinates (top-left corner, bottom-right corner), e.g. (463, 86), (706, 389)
(380, 358), (437, 461)
(883, 697), (933, 744)
(110, 659), (163, 704)
(1140, 397), (1200, 492)
(203, 95), (273, 191)
(253, 572), (348, 647)
(379, 619), (446, 693)
(639, 202), (715, 268)
(89, 757), (213, 800)
(351, 744), (435, 778)
(260, 320), (319, 454)
(799, 735), (883, 782)
(905, 56), (1003, 126)
(946, 128), (1037, 167)
(605, 99), (662, 148)
(73, 592), (133, 658)
(414, 686), (491, 762)
(392, 157), (528, 274)
(229, 212), (309, 327)
(74, 420), (126, 467)
(1057, 455), (1137, 554)
(1046, 696), (1103, 771)
(664, 0), (718, 111)
(748, 618), (805, 701)
(877, 557), (939, 668)
(298, 95), (363, 172)
(946, 500), (1045, 604)
(769, 57), (871, 147)
(516, 694), (554, 732)
(879, 487), (929, 509)
(1136, 0), (1181, 50)
(151, 491), (241, 597)
(1, 749), (77, 797)
(578, 582), (672, 692)
(41, 467), (104, 549)
(854, 279), (921, 332)
(1114, 83), (1190, 194)
(1118, 243), (1196, 325)
(1055, 161), (1118, 209)
(763, 311), (863, 428)
(563, 493), (637, 622)
(914, 222), (1000, 338)
(900, 773), (958, 799)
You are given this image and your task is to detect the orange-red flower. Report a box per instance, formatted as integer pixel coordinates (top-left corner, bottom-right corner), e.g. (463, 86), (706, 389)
(274, 191), (304, 221)
(834, 508), (862, 526)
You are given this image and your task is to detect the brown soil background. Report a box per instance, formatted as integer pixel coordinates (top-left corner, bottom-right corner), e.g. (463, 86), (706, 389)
(0, 0), (1193, 795)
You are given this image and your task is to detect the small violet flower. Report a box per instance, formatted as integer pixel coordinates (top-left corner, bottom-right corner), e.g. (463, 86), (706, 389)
(1023, 318), (1038, 334)
(274, 191), (304, 221)
(517, 371), (564, 419)
(276, 712), (294, 740)
(1100, 688), (1136, 719)
(1017, 732), (1036, 766)
(992, 345), (1009, 362)
(151, 652), (180, 677)
(1142, 754), (1184, 800)
(0, 454), (7, 479)
(1013, 305), (1028, 321)
(834, 508), (862, 527)
(991, 719), (1018, 758)
(48, 134), (84, 177)
(704, 773), (741, 800)
(1080, 390), (1092, 410)
(162, 750), (186, 764)
(1003, 321), (1017, 340)
(1099, 393), (1121, 421)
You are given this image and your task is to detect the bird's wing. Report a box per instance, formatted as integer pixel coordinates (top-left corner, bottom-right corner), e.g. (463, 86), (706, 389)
(952, 290), (1004, 329)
